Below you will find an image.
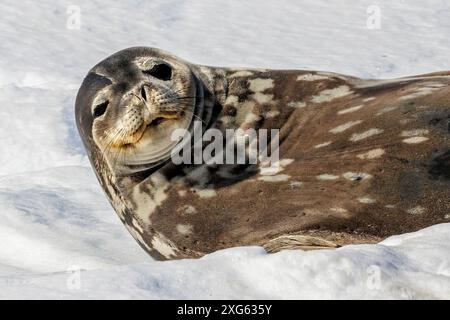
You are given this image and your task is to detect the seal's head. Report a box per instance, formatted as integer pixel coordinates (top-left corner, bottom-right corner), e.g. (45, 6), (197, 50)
(75, 47), (199, 176)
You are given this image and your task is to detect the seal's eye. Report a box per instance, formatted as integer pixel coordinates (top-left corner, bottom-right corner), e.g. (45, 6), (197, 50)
(143, 63), (172, 81)
(93, 101), (109, 118)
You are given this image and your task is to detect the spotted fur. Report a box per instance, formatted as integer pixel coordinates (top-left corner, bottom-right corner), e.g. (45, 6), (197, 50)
(75, 47), (450, 260)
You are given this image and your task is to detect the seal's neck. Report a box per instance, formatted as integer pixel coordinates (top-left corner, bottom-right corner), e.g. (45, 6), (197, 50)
(191, 65), (228, 107)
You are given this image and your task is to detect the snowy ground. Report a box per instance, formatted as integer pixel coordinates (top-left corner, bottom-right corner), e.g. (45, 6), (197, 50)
(0, 0), (449, 299)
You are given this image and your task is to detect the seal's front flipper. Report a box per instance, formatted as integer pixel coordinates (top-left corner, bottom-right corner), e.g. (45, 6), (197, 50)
(263, 235), (340, 253)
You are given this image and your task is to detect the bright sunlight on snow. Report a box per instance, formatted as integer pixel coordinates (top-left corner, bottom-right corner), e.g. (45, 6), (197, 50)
(0, 0), (449, 299)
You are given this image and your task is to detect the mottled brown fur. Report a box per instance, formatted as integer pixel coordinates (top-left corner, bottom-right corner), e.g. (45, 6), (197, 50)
(75, 48), (450, 260)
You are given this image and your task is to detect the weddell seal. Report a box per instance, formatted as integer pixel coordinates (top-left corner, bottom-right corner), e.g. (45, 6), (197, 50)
(75, 47), (450, 260)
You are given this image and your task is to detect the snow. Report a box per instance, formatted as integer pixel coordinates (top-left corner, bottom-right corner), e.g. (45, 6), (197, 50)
(0, 0), (449, 299)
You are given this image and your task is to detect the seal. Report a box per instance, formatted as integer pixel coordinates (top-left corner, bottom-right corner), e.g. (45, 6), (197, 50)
(75, 47), (450, 260)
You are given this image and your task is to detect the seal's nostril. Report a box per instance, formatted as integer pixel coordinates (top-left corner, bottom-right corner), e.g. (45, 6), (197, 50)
(140, 86), (147, 101)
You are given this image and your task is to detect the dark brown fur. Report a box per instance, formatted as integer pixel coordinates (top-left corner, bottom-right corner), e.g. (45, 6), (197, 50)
(75, 48), (450, 260)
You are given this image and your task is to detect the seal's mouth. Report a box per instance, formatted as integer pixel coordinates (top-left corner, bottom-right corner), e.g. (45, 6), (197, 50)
(117, 108), (190, 166)
(149, 116), (169, 126)
(105, 110), (187, 151)
(147, 112), (180, 128)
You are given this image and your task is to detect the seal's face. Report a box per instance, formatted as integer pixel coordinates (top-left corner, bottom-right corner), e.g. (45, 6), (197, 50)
(76, 47), (196, 175)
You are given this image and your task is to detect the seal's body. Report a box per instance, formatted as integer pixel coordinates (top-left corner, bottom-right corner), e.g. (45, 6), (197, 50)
(76, 47), (450, 260)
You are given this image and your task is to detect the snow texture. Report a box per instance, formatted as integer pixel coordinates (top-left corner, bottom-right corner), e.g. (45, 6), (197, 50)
(0, 0), (449, 299)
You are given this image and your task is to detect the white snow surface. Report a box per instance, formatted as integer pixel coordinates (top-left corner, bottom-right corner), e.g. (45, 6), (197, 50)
(0, 0), (450, 299)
